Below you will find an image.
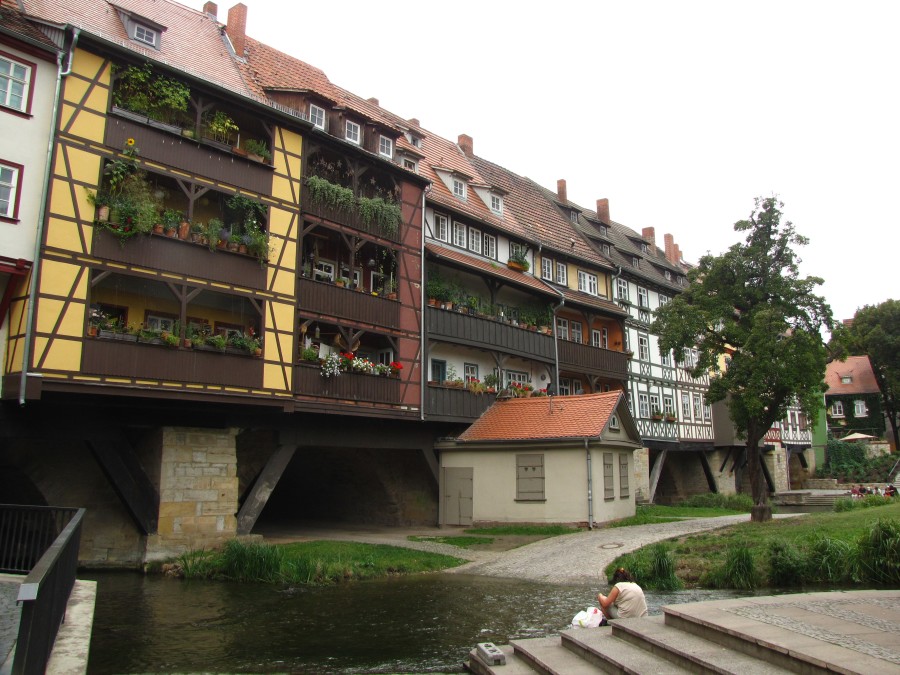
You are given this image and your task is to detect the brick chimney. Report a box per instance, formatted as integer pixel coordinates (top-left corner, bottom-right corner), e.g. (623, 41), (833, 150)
(557, 179), (567, 203)
(674, 244), (682, 265)
(226, 3), (247, 57)
(408, 118), (420, 127)
(596, 198), (610, 224)
(664, 233), (675, 264)
(203, 1), (217, 19)
(642, 226), (655, 250)
(458, 134), (473, 157)
(367, 97), (379, 106)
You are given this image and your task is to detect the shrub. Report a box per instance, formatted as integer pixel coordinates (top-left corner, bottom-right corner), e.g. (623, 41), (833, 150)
(767, 540), (806, 587)
(648, 543), (681, 591)
(704, 543), (759, 589)
(803, 534), (852, 584)
(852, 518), (900, 585)
(681, 493), (753, 511)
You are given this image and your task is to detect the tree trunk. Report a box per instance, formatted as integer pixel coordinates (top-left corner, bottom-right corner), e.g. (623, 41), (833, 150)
(745, 429), (772, 522)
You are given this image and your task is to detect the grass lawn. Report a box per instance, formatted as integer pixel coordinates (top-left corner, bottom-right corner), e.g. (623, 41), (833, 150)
(606, 504), (747, 528)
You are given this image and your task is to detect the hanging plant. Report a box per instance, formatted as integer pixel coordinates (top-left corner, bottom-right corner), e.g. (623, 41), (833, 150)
(306, 175), (355, 211)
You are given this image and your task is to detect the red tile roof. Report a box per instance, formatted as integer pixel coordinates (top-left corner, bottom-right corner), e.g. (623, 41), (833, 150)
(825, 356), (880, 396)
(1, 0), (58, 52)
(458, 392), (622, 442)
(425, 242), (558, 297)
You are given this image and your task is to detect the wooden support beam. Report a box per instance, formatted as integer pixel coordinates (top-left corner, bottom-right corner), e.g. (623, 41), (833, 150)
(236, 437), (297, 535)
(648, 448), (668, 503)
(698, 451), (718, 493)
(88, 438), (159, 535)
(420, 445), (439, 483)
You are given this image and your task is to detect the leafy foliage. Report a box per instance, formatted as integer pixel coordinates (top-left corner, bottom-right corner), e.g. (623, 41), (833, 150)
(652, 197), (832, 519)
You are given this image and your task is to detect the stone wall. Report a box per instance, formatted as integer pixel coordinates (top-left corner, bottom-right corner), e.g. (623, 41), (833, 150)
(633, 447), (650, 503)
(145, 427), (239, 562)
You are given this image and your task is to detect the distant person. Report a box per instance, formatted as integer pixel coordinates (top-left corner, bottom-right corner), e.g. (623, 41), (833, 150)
(851, 485), (860, 498)
(597, 567), (648, 620)
(886, 485), (897, 498)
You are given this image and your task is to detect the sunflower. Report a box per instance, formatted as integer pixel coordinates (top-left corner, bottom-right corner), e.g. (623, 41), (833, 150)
(126, 138), (135, 147)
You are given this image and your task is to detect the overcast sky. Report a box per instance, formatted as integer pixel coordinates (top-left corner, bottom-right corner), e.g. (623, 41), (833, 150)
(186, 0), (898, 324)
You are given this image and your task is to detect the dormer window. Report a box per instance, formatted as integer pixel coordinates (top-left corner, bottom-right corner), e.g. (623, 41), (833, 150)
(569, 210), (578, 223)
(309, 104), (325, 130)
(664, 270), (672, 280)
(411, 136), (421, 148)
(452, 178), (466, 199)
(598, 224), (608, 237)
(641, 242), (650, 253)
(402, 157), (418, 173)
(841, 375), (852, 384)
(490, 194), (503, 214)
(345, 120), (361, 145)
(134, 24), (158, 47)
(379, 135), (393, 158)
(631, 256), (640, 268)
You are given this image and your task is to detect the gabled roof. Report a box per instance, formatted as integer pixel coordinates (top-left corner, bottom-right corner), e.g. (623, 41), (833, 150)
(825, 356), (881, 396)
(0, 0), (59, 53)
(457, 392), (636, 443)
(425, 242), (557, 297)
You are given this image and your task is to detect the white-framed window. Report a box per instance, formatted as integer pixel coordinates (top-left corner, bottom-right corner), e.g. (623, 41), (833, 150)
(661, 349), (670, 367)
(506, 370), (528, 387)
(664, 269), (672, 281)
(509, 241), (525, 259)
(591, 328), (608, 349)
(693, 394), (702, 420)
(309, 104), (326, 129)
(345, 120), (361, 144)
(556, 317), (569, 340)
(704, 403), (712, 421)
(468, 226), (482, 254)
(638, 335), (649, 361)
(133, 24), (158, 47)
(464, 363), (479, 382)
(682, 348), (696, 368)
(841, 375), (852, 384)
(650, 393), (660, 415)
(559, 378), (571, 396)
(402, 158), (418, 172)
(609, 414), (619, 429)
(541, 257), (553, 281)
(0, 162), (21, 219)
(616, 278), (629, 301)
(556, 262), (567, 285)
(434, 213), (449, 242)
(146, 314), (175, 332)
(637, 286), (649, 307)
(314, 260), (335, 281)
(598, 224), (608, 237)
(577, 270), (598, 295)
(659, 294), (669, 306)
(453, 178), (466, 199)
(379, 135), (393, 158)
(483, 233), (496, 259)
(0, 55), (31, 112)
(854, 400), (867, 417)
(569, 210), (578, 223)
(632, 256), (640, 268)
(663, 396), (675, 415)
(453, 221), (467, 247)
(679, 276), (686, 286)
(641, 242), (650, 253)
(602, 243), (611, 255)
(681, 393), (691, 419)
(377, 349), (395, 365)
(571, 321), (583, 344)
(490, 194), (503, 214)
(638, 393), (650, 418)
(831, 400), (844, 417)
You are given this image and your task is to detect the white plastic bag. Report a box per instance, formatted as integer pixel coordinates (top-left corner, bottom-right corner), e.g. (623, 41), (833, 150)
(571, 606), (604, 628)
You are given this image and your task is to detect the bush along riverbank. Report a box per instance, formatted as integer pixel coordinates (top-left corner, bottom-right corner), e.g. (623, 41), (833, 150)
(607, 500), (900, 590)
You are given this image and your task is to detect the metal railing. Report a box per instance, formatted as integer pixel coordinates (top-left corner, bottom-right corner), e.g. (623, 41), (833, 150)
(0, 505), (84, 675)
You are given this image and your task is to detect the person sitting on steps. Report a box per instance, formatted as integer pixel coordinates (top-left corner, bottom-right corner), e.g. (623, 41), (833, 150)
(597, 567), (649, 620)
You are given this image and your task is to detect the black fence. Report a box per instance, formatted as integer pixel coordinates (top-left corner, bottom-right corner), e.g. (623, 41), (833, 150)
(0, 504), (84, 675)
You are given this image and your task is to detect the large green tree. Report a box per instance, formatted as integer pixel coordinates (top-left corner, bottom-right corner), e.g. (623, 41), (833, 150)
(831, 300), (900, 454)
(652, 197), (832, 521)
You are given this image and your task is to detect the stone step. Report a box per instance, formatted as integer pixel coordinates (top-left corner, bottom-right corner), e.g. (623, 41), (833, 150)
(510, 635), (603, 674)
(466, 643), (537, 675)
(562, 627), (694, 674)
(611, 616), (796, 674)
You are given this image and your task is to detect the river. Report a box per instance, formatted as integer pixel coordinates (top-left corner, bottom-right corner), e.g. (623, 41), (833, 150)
(83, 570), (763, 674)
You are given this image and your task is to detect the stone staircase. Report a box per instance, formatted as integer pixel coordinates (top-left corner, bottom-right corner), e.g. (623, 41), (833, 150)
(464, 591), (896, 674)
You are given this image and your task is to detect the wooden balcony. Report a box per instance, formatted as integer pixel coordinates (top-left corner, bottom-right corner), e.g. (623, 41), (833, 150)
(294, 362), (401, 405)
(425, 384), (496, 422)
(105, 115), (273, 195)
(82, 336), (263, 388)
(298, 277), (400, 329)
(557, 339), (629, 380)
(300, 184), (401, 243)
(426, 306), (554, 363)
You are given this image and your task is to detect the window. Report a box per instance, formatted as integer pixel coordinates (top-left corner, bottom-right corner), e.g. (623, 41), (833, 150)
(641, 242), (650, 253)
(313, 260), (335, 281)
(0, 162), (21, 220)
(483, 233), (496, 259)
(638, 393), (650, 418)
(631, 256), (640, 268)
(1, 55), (31, 112)
(558, 378), (571, 396)
(452, 179), (466, 199)
(638, 335), (649, 361)
(663, 396), (674, 415)
(517, 454), (545, 501)
(664, 270), (672, 281)
(681, 393), (691, 419)
(619, 454), (630, 498)
(704, 403), (712, 421)
(490, 194), (503, 214)
(616, 278), (629, 302)
(345, 120), (361, 144)
(556, 317), (569, 340)
(464, 363), (479, 382)
(799, 413), (808, 431)
(598, 225), (608, 237)
(133, 24), (158, 47)
(541, 257), (553, 281)
(377, 349), (395, 365)
(453, 221), (467, 247)
(637, 286), (649, 308)
(509, 242), (525, 259)
(378, 135), (393, 158)
(661, 349), (670, 367)
(577, 270), (598, 295)
(506, 370), (528, 387)
(854, 400), (868, 417)
(309, 104), (326, 129)
(693, 394), (702, 420)
(650, 394), (660, 415)
(434, 213), (449, 242)
(609, 414), (620, 429)
(603, 453), (614, 500)
(592, 328), (608, 349)
(831, 400), (844, 417)
(569, 210), (579, 223)
(555, 262), (567, 285)
(146, 313), (176, 332)
(430, 359), (447, 383)
(468, 226), (482, 254)
(602, 243), (611, 255)
(402, 158), (418, 172)
(571, 321), (582, 344)
(678, 276), (686, 286)
(659, 294), (669, 306)
(841, 375), (852, 384)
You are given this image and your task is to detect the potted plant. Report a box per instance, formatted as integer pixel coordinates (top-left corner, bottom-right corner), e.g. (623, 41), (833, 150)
(203, 110), (239, 148)
(305, 175), (355, 212)
(227, 233), (241, 252)
(86, 189), (112, 222)
(244, 138), (272, 163)
(206, 218), (224, 251)
(301, 346), (319, 363)
(190, 220), (206, 244)
(205, 333), (227, 351)
(651, 408), (663, 421)
(665, 413), (677, 423)
(507, 249), (530, 272)
(483, 372), (500, 394)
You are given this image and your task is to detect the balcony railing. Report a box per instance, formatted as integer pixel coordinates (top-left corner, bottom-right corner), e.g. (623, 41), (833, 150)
(425, 383), (496, 422)
(298, 277), (400, 329)
(300, 183), (401, 243)
(426, 306), (555, 363)
(0, 505), (84, 675)
(294, 362), (401, 405)
(557, 339), (629, 380)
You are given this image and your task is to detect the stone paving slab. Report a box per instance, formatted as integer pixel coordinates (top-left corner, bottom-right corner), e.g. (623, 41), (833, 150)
(0, 575), (22, 673)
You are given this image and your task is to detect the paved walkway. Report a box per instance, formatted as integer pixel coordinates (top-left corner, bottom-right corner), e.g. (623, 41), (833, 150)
(259, 513), (801, 584)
